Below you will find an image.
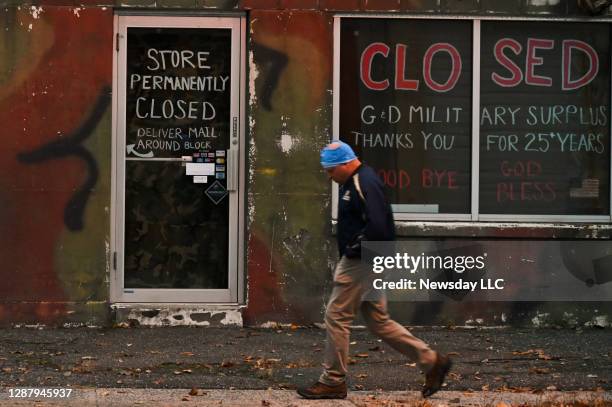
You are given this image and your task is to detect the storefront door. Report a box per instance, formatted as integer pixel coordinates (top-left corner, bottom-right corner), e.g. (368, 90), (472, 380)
(111, 15), (245, 303)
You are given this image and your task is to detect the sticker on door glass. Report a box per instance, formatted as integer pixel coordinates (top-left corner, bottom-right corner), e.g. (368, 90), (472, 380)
(205, 180), (228, 205)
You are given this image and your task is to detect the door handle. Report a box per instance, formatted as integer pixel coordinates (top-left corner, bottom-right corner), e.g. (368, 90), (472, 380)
(227, 148), (239, 191)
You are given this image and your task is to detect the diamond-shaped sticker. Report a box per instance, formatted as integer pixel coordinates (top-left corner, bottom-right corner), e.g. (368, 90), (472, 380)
(205, 180), (228, 205)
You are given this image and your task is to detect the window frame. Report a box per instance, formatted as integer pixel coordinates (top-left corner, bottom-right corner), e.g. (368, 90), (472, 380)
(333, 14), (612, 223)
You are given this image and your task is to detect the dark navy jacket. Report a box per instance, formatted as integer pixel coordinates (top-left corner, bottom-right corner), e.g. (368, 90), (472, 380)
(337, 164), (395, 258)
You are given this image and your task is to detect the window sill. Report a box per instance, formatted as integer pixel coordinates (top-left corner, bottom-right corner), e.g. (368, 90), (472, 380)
(331, 220), (612, 239)
(394, 221), (612, 239)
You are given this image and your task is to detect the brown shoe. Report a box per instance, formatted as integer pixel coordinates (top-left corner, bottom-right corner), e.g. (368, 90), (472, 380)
(297, 381), (347, 399)
(422, 353), (452, 398)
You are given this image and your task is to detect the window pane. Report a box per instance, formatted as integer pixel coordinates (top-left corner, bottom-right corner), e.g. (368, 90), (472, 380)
(479, 21), (611, 215)
(124, 161), (229, 289)
(339, 19), (473, 214)
(126, 27), (232, 158)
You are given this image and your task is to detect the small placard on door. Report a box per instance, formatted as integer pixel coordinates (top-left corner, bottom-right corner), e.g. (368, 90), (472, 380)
(186, 163), (215, 176)
(193, 176), (208, 184)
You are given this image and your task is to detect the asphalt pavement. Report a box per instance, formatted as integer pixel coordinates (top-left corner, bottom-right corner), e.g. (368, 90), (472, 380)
(0, 326), (609, 405)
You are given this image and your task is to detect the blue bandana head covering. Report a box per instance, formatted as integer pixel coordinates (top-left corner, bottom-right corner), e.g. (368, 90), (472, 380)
(320, 141), (357, 169)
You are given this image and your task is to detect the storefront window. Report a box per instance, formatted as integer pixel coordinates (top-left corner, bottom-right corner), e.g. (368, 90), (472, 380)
(339, 19), (473, 215)
(336, 17), (611, 221)
(479, 21), (610, 216)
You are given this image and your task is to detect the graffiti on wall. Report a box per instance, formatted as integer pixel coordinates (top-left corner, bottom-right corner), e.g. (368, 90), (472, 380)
(0, 7), (112, 323)
(17, 88), (110, 231)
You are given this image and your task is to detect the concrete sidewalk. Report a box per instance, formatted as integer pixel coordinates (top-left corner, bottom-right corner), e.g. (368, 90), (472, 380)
(0, 389), (610, 406)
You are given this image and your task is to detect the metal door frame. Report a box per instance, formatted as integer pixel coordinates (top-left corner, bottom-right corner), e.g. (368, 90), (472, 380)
(110, 14), (246, 304)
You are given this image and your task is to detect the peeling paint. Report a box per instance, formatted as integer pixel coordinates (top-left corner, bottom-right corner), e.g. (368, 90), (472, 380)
(113, 305), (243, 327)
(277, 116), (297, 153)
(248, 50), (259, 111)
(29, 6), (43, 19)
(585, 315), (609, 328)
(397, 221), (612, 231)
(104, 241), (110, 278)
(219, 310), (243, 326)
(247, 48), (259, 230)
(278, 132), (295, 153)
(531, 312), (551, 327)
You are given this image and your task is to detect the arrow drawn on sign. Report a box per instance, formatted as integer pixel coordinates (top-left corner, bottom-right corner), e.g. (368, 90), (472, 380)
(126, 144), (154, 158)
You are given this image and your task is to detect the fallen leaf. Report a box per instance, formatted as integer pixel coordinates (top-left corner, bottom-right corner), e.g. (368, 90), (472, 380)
(449, 372), (462, 381)
(356, 373), (368, 379)
(355, 353), (369, 358)
(512, 348), (553, 360)
(261, 400), (271, 406)
(482, 384), (490, 391)
(189, 388), (207, 397)
(221, 361), (234, 368)
(547, 385), (557, 391)
(529, 367), (550, 374)
(447, 352), (461, 356)
(180, 352), (194, 357)
(354, 384), (364, 390)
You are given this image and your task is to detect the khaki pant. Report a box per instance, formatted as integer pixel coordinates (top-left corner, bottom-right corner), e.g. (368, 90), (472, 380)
(319, 256), (437, 385)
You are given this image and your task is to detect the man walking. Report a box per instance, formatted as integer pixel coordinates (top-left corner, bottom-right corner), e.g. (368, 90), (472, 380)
(297, 141), (452, 400)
